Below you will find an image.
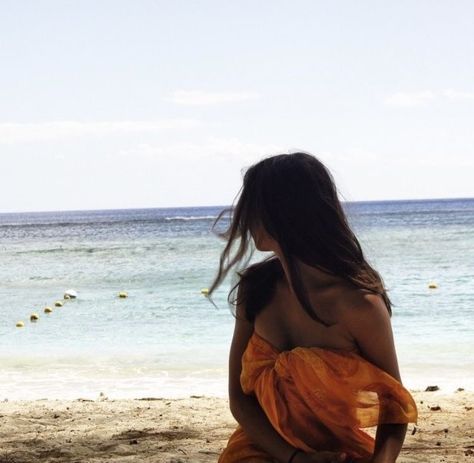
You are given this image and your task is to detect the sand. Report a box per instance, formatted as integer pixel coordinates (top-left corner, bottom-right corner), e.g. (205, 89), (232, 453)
(0, 389), (472, 463)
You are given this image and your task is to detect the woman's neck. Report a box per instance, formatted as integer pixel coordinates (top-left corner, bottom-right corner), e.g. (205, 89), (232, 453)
(275, 252), (344, 295)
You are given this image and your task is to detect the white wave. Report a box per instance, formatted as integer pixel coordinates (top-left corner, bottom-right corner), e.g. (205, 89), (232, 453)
(0, 367), (228, 400)
(164, 215), (218, 221)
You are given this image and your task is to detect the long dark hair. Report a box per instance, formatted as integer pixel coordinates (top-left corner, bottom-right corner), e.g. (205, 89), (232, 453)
(207, 152), (392, 324)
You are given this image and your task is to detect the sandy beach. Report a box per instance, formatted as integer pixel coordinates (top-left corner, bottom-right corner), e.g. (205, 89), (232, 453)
(0, 389), (472, 463)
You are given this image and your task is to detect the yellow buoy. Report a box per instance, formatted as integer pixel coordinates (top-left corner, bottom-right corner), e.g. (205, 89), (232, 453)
(428, 282), (438, 289)
(44, 307), (53, 314)
(118, 291), (128, 298)
(30, 313), (39, 322)
(200, 288), (209, 296)
(16, 321), (25, 328)
(64, 294), (71, 300)
(55, 301), (64, 307)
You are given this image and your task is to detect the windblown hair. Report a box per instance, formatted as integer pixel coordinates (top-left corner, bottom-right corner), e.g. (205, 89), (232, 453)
(207, 152), (392, 324)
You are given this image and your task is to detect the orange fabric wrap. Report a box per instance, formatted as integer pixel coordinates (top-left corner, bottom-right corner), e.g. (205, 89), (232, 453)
(219, 331), (418, 463)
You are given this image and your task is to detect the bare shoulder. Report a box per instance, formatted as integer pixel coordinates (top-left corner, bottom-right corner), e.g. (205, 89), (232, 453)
(337, 286), (390, 327)
(337, 286), (401, 380)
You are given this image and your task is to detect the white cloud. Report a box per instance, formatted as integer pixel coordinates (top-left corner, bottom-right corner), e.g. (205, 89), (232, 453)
(442, 88), (474, 100)
(385, 88), (474, 107)
(384, 91), (435, 107)
(0, 120), (200, 144)
(166, 90), (260, 106)
(319, 149), (379, 162)
(118, 137), (285, 163)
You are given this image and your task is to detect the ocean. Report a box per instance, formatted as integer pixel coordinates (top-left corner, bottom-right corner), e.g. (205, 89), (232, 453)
(0, 198), (473, 400)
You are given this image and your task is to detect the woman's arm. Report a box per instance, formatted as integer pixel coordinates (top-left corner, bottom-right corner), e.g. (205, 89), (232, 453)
(344, 293), (408, 463)
(371, 423), (408, 463)
(228, 301), (299, 462)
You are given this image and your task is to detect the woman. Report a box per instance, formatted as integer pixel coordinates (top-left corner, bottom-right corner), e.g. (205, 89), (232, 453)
(208, 152), (417, 463)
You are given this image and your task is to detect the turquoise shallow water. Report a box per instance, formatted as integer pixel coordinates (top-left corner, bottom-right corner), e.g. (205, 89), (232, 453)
(0, 199), (473, 399)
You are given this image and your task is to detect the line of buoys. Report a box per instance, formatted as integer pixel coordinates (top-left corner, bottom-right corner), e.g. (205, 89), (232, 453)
(15, 289), (78, 328)
(17, 288), (132, 328)
(17, 289), (130, 327)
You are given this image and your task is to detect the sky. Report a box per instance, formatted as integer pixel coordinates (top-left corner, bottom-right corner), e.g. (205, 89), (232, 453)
(0, 0), (473, 212)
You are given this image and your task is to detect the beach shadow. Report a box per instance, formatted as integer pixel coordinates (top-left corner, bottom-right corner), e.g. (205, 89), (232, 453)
(3, 427), (201, 463)
(112, 427), (200, 442)
(0, 443), (74, 463)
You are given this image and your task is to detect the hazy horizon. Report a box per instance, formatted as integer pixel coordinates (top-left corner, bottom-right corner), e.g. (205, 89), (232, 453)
(1, 195), (472, 216)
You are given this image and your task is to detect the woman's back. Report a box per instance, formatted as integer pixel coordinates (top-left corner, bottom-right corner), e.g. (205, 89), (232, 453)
(219, 271), (418, 463)
(254, 274), (364, 355)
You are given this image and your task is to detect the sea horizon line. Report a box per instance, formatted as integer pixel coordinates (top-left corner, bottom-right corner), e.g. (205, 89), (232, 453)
(1, 195), (472, 216)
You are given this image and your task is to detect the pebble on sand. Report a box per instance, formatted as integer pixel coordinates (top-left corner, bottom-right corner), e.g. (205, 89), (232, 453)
(425, 385), (440, 392)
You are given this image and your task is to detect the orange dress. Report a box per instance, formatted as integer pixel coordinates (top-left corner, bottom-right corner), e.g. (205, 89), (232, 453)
(218, 331), (418, 463)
